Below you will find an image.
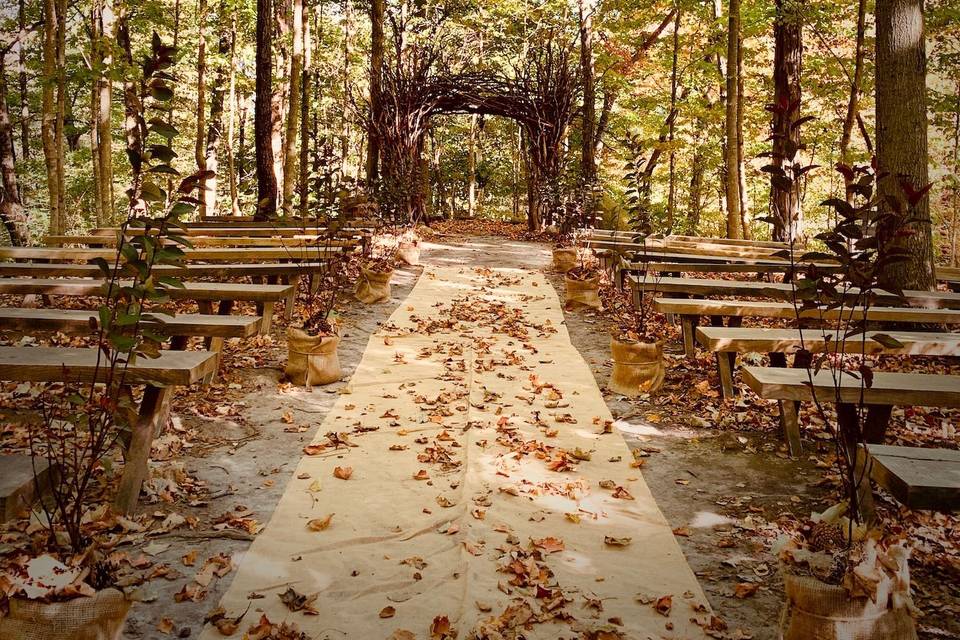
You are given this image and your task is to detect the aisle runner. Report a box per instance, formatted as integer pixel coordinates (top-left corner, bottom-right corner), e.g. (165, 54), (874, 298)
(201, 267), (714, 639)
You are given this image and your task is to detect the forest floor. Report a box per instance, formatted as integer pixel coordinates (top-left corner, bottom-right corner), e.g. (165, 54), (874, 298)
(0, 224), (957, 639)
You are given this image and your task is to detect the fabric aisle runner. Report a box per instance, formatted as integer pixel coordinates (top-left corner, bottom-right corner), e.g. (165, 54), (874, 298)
(201, 265), (714, 639)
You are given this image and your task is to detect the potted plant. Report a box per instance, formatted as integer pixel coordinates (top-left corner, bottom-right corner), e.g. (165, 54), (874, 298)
(396, 226), (421, 266)
(285, 248), (348, 387)
(552, 235), (578, 274)
(768, 140), (920, 638)
(1, 35), (195, 638)
(606, 261), (665, 396)
(563, 250), (603, 311)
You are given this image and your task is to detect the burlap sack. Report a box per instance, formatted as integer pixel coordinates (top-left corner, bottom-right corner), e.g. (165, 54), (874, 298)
(609, 337), (665, 396)
(397, 241), (421, 266)
(552, 248), (578, 273)
(355, 267), (393, 304)
(0, 589), (130, 640)
(780, 573), (917, 640)
(564, 274), (602, 310)
(285, 327), (342, 387)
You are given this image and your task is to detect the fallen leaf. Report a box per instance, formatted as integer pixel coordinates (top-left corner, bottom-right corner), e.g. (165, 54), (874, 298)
(604, 536), (632, 547)
(307, 514), (334, 531)
(734, 582), (760, 599)
(380, 606), (396, 618)
(333, 466), (353, 480)
(654, 594), (673, 616)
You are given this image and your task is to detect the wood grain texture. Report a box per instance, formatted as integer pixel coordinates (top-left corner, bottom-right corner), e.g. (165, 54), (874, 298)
(654, 297), (960, 323)
(696, 327), (960, 356)
(0, 261), (329, 278)
(45, 234), (359, 248)
(0, 346), (218, 385)
(0, 308), (261, 337)
(741, 366), (960, 408)
(0, 246), (344, 262)
(0, 277), (294, 302)
(864, 444), (960, 510)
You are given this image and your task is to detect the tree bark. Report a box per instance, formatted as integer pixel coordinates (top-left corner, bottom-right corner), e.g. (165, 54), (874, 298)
(203, 20), (230, 217)
(226, 17), (241, 215)
(91, 0), (115, 225)
(282, 0), (304, 215)
(0, 60), (28, 245)
(724, 0), (742, 239)
(366, 0), (384, 188)
(341, 0), (352, 171)
(468, 114), (478, 217)
(118, 13), (146, 213)
(736, 29), (751, 239)
(770, 0), (803, 242)
(666, 8), (680, 234)
(272, 0), (289, 207)
(17, 0), (29, 161)
(196, 0), (209, 216)
(255, 0), (278, 219)
(579, 0), (597, 225)
(875, 0), (934, 290)
(41, 0), (67, 234)
(299, 5), (311, 218)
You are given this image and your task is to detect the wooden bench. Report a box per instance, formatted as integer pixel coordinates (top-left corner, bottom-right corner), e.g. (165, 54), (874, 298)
(741, 366), (960, 456)
(655, 298), (960, 358)
(587, 238), (786, 261)
(0, 455), (54, 522)
(0, 308), (261, 383)
(857, 445), (960, 513)
(45, 234), (360, 249)
(696, 326), (960, 398)
(583, 230), (790, 250)
(0, 278), (293, 334)
(0, 246), (346, 263)
(0, 346), (218, 513)
(630, 275), (960, 310)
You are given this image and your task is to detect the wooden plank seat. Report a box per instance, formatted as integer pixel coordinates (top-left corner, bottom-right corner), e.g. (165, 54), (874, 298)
(0, 346), (217, 513)
(629, 275), (960, 310)
(45, 234), (360, 249)
(586, 238), (787, 260)
(583, 230), (790, 250)
(0, 455), (53, 522)
(0, 308), (261, 384)
(857, 445), (960, 512)
(655, 297), (960, 359)
(0, 278), (293, 334)
(91, 225), (375, 237)
(741, 366), (960, 456)
(696, 326), (960, 398)
(0, 246), (346, 263)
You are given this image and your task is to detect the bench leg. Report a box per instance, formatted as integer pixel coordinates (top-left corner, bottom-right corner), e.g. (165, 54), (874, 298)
(202, 337), (224, 385)
(716, 352), (735, 399)
(169, 335), (188, 351)
(779, 400), (803, 457)
(114, 385), (172, 515)
(197, 300), (213, 315)
(282, 274), (299, 321)
(853, 446), (877, 524)
(681, 316), (696, 359)
(261, 302), (274, 334)
(864, 405), (893, 444)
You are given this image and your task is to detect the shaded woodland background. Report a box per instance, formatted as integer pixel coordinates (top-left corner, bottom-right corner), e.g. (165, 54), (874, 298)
(0, 0), (958, 260)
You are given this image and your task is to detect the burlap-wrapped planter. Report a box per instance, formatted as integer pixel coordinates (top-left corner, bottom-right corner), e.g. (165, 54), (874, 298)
(609, 336), (665, 396)
(0, 589), (130, 640)
(564, 274), (602, 310)
(780, 572), (916, 640)
(552, 248), (578, 273)
(397, 241), (421, 266)
(355, 267), (393, 304)
(285, 327), (342, 387)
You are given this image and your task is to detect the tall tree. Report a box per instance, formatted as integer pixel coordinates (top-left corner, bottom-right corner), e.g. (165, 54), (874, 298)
(736, 29), (751, 239)
(282, 0), (304, 214)
(0, 58), (28, 245)
(196, 0), (209, 215)
(40, 0), (67, 234)
(255, 0), (278, 219)
(299, 2), (311, 218)
(578, 0), (597, 225)
(203, 15), (231, 217)
(723, 0), (742, 239)
(90, 0), (115, 225)
(366, 0), (385, 187)
(666, 6), (680, 234)
(875, 0), (934, 290)
(17, 0), (29, 161)
(226, 17), (242, 215)
(839, 0), (867, 167)
(770, 0), (803, 242)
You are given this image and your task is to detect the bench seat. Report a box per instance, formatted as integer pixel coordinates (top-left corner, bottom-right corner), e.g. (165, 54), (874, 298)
(860, 445), (960, 512)
(0, 346), (218, 513)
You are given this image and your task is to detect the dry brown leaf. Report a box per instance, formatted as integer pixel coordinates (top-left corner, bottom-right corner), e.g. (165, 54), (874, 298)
(307, 514), (334, 531)
(380, 606), (397, 618)
(333, 466), (353, 480)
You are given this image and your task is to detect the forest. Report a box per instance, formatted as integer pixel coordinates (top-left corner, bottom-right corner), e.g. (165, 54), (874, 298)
(1, 1), (960, 639)
(0, 0), (957, 264)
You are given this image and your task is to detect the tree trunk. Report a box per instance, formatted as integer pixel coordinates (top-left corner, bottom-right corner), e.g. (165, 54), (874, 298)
(255, 0), (278, 219)
(91, 0), (114, 225)
(196, 0), (208, 215)
(875, 0), (934, 291)
(282, 0), (303, 215)
(272, 0), (289, 208)
(203, 21), (230, 217)
(299, 6), (311, 218)
(366, 0), (384, 188)
(579, 0), (597, 225)
(341, 0), (352, 172)
(840, 0), (867, 167)
(724, 0), (742, 239)
(468, 114), (478, 217)
(950, 80), (959, 266)
(226, 17), (241, 215)
(666, 8), (680, 234)
(18, 0), (29, 161)
(41, 0), (67, 235)
(0, 61), (28, 245)
(770, 0), (803, 243)
(118, 14), (146, 213)
(736, 30), (751, 239)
